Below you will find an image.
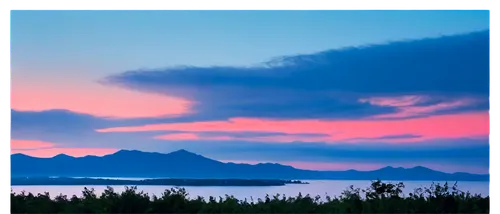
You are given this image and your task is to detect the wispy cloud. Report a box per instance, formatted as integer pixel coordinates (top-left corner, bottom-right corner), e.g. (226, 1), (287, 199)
(360, 95), (485, 119)
(97, 112), (489, 143)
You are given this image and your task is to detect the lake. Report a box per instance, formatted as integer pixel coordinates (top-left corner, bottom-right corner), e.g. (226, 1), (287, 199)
(11, 180), (489, 200)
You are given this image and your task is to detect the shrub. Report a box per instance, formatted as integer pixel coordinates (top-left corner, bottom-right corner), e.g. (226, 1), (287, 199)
(10, 180), (489, 213)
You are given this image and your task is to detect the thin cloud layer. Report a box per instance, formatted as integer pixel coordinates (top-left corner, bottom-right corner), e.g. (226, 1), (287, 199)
(97, 112), (489, 143)
(104, 30), (489, 121)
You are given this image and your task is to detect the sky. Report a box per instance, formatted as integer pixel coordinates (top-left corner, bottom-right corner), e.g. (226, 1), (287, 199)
(10, 10), (490, 174)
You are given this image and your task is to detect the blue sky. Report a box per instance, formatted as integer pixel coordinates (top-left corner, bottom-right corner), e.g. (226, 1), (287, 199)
(12, 11), (488, 73)
(11, 11), (490, 173)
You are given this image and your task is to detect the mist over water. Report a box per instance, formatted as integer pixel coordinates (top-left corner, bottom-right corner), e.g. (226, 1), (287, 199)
(11, 180), (489, 201)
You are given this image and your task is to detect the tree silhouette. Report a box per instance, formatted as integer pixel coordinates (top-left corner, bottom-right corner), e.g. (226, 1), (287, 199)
(11, 180), (489, 213)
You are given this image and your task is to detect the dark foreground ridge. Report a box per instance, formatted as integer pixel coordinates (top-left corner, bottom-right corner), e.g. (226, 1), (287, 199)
(11, 149), (489, 181)
(11, 180), (489, 213)
(11, 177), (308, 186)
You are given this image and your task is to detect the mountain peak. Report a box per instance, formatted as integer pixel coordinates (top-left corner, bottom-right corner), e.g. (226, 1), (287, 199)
(169, 149), (197, 156)
(11, 153), (32, 158)
(174, 149), (189, 153)
(114, 149), (144, 155)
(375, 166), (408, 172)
(410, 166), (433, 171)
(53, 154), (74, 159)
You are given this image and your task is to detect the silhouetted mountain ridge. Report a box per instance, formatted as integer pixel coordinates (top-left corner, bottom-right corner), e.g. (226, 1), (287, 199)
(11, 149), (488, 181)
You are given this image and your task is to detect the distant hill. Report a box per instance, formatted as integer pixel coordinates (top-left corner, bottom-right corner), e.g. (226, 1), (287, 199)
(11, 149), (489, 181)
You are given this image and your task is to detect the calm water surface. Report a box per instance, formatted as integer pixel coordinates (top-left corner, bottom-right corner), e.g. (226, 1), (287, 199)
(11, 180), (489, 200)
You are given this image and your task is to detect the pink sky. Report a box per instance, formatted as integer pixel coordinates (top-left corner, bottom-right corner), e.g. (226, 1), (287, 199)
(11, 81), (191, 118)
(11, 139), (118, 158)
(98, 111), (489, 143)
(10, 84), (489, 173)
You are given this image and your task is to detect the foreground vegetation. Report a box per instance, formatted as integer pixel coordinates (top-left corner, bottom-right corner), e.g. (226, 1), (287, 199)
(11, 180), (489, 213)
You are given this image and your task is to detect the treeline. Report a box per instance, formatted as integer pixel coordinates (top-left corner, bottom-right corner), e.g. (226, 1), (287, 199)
(12, 177), (308, 186)
(11, 180), (489, 213)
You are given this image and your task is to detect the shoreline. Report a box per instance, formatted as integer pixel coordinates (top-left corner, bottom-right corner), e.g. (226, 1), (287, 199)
(11, 177), (309, 187)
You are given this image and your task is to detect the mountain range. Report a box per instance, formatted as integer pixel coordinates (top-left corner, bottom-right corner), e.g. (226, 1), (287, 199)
(11, 149), (489, 181)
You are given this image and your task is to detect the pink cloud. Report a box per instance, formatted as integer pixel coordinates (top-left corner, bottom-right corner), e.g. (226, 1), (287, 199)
(11, 81), (192, 118)
(11, 139), (55, 150)
(11, 139), (118, 158)
(233, 135), (332, 143)
(359, 95), (427, 107)
(153, 133), (331, 142)
(360, 95), (480, 119)
(154, 133), (201, 140)
(98, 111), (489, 143)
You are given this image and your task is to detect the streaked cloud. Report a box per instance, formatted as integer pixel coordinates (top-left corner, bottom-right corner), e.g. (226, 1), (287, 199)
(97, 112), (489, 143)
(11, 139), (55, 150)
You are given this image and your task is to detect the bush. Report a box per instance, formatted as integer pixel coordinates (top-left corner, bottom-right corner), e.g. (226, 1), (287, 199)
(11, 180), (489, 213)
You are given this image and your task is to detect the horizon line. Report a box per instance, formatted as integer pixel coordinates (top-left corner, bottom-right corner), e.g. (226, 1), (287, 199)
(10, 149), (489, 176)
